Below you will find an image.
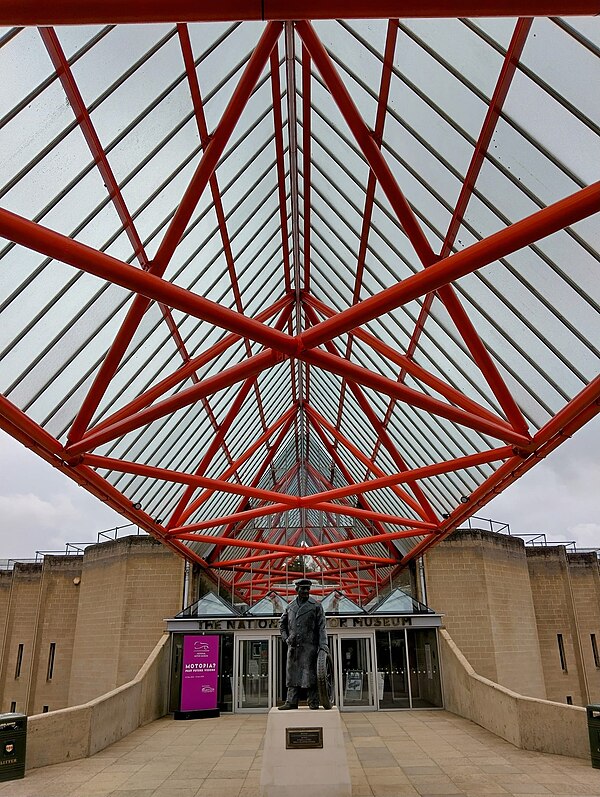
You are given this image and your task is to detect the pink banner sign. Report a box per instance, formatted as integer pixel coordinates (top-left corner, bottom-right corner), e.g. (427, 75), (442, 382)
(181, 635), (219, 711)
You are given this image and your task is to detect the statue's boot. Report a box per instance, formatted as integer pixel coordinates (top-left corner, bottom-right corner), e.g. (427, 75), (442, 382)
(308, 703), (320, 710)
(278, 702), (298, 710)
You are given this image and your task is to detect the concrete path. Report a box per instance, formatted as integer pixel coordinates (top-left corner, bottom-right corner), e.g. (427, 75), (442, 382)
(2, 710), (600, 797)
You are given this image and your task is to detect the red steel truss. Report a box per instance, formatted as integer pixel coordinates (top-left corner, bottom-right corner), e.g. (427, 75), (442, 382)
(0, 8), (599, 605)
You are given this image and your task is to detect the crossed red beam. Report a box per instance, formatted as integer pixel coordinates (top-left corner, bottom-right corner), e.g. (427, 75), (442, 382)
(1, 17), (600, 602)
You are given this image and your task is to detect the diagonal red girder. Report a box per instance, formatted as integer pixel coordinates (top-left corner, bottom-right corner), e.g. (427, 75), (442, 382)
(303, 349), (531, 446)
(297, 20), (437, 270)
(305, 406), (419, 561)
(302, 42), (312, 292)
(270, 45), (293, 294)
(89, 297), (293, 435)
(298, 180), (600, 350)
(39, 26), (206, 397)
(65, 349), (283, 457)
(334, 19), (398, 449)
(303, 299), (437, 523)
(389, 21), (534, 437)
(178, 23), (272, 444)
(304, 295), (511, 426)
(63, 21), (284, 446)
(177, 405), (298, 527)
(2, 180), (597, 367)
(395, 20), (533, 438)
(166, 304), (295, 528)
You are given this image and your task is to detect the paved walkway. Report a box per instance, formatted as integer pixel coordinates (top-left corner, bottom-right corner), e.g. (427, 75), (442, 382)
(3, 710), (600, 797)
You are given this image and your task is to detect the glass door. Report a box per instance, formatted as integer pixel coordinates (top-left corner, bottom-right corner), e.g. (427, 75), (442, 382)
(236, 637), (271, 711)
(408, 629), (443, 708)
(375, 630), (410, 708)
(338, 636), (376, 710)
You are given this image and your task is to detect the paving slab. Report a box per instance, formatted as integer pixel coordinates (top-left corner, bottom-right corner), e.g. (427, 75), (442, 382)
(0, 710), (599, 796)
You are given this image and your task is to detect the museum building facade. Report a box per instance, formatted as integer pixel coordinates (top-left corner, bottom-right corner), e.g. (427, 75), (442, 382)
(0, 527), (599, 717)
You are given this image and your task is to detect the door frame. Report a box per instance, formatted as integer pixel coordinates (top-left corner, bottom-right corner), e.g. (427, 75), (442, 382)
(234, 634), (272, 713)
(335, 632), (377, 711)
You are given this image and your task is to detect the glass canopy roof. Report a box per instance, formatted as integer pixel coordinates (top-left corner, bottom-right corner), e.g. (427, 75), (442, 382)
(0, 3), (598, 604)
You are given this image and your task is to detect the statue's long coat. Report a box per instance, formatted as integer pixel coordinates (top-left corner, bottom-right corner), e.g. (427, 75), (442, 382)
(280, 597), (327, 689)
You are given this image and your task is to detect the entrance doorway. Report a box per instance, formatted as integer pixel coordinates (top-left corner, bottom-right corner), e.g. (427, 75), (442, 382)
(375, 630), (410, 708)
(337, 635), (376, 710)
(374, 629), (442, 709)
(236, 637), (270, 711)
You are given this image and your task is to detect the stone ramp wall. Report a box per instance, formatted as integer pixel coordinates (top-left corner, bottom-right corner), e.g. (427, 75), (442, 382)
(25, 633), (170, 770)
(440, 628), (589, 759)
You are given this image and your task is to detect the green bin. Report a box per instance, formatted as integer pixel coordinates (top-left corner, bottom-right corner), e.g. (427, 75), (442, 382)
(0, 713), (26, 781)
(586, 705), (600, 768)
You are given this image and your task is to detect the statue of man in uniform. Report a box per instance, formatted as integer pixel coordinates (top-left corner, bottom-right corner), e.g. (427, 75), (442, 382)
(278, 578), (328, 710)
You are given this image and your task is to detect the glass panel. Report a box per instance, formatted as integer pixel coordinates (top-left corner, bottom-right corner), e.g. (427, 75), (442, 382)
(375, 630), (410, 709)
(340, 637), (373, 709)
(237, 639), (270, 710)
(407, 630), (443, 708)
(177, 591), (239, 618)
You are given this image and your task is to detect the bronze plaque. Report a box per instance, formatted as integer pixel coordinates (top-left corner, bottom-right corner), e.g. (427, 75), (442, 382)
(286, 727), (323, 749)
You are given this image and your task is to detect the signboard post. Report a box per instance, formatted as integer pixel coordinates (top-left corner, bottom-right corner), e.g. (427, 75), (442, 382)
(178, 635), (220, 719)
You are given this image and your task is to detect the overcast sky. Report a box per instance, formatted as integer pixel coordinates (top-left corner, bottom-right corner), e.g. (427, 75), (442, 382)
(1, 412), (599, 559)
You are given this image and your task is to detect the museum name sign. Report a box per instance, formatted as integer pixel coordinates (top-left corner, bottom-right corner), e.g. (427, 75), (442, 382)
(183, 616), (413, 631)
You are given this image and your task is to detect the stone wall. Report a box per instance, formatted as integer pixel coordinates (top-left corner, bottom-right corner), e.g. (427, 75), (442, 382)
(68, 536), (184, 705)
(26, 634), (170, 770)
(424, 528), (546, 699)
(28, 556), (83, 715)
(0, 536), (184, 714)
(440, 629), (588, 759)
(0, 563), (44, 713)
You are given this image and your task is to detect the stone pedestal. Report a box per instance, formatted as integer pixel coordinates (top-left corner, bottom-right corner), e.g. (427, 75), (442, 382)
(260, 706), (351, 797)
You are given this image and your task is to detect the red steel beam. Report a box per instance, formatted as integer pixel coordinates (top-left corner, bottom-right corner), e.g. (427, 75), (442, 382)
(296, 20), (437, 269)
(305, 501), (436, 529)
(395, 20), (533, 437)
(82, 453), (300, 506)
(302, 43), (312, 292)
(351, 19), (398, 308)
(442, 18), (533, 260)
(302, 348), (531, 446)
(344, 382), (439, 523)
(178, 21), (271, 453)
(303, 299), (436, 522)
(304, 295), (508, 425)
(91, 297), (292, 435)
(62, 21), (283, 444)
(206, 418), (293, 563)
(65, 349), (283, 457)
(304, 446), (513, 504)
(166, 304), (294, 528)
(170, 497), (433, 535)
(305, 408), (432, 560)
(171, 526), (422, 556)
(300, 181), (600, 349)
(210, 549), (399, 568)
(305, 403), (433, 521)
(270, 45), (293, 294)
(178, 407), (296, 526)
(0, 209), (298, 355)
(0, 396), (210, 568)
(395, 375), (600, 570)
(4, 2), (598, 25)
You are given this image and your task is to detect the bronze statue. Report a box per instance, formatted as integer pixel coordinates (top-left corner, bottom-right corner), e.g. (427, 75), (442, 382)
(278, 578), (329, 710)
